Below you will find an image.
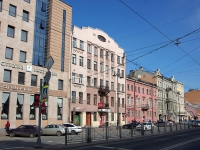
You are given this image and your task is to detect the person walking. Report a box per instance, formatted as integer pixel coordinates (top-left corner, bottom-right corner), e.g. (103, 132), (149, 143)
(5, 120), (10, 133)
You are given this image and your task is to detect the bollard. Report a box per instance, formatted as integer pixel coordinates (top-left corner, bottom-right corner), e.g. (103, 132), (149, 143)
(119, 126), (122, 139)
(170, 123), (172, 132)
(141, 123), (144, 136)
(65, 128), (68, 146)
(87, 127), (92, 143)
(131, 126), (133, 137)
(105, 125), (108, 141)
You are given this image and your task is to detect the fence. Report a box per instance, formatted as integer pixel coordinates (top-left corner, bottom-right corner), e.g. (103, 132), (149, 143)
(64, 123), (198, 145)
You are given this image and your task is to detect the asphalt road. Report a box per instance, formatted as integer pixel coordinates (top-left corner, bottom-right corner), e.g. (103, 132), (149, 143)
(76, 129), (200, 150)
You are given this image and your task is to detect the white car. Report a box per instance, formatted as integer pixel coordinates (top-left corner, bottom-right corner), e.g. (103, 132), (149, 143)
(42, 124), (65, 136)
(136, 122), (156, 131)
(63, 123), (82, 134)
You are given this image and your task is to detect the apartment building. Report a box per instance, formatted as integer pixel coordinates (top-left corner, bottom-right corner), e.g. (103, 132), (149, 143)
(126, 76), (158, 123)
(129, 68), (185, 122)
(70, 26), (126, 127)
(0, 0), (72, 128)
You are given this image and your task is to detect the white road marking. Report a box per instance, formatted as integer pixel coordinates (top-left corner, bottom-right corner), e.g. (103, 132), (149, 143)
(160, 137), (200, 150)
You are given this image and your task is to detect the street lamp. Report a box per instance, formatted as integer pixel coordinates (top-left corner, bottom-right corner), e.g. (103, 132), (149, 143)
(177, 92), (180, 123)
(113, 71), (122, 128)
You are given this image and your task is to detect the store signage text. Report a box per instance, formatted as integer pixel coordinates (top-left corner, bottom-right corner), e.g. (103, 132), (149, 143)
(0, 84), (32, 92)
(1, 62), (23, 70)
(34, 68), (57, 76)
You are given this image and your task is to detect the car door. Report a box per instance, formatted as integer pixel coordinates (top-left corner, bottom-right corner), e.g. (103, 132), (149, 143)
(23, 126), (31, 136)
(43, 125), (53, 135)
(15, 125), (25, 136)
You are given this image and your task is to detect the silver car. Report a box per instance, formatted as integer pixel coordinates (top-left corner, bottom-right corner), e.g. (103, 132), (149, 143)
(42, 124), (65, 136)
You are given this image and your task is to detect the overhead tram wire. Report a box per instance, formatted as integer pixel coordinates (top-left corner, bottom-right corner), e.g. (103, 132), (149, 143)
(119, 0), (200, 67)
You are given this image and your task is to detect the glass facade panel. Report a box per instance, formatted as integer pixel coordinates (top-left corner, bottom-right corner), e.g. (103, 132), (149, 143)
(61, 10), (66, 71)
(18, 72), (25, 84)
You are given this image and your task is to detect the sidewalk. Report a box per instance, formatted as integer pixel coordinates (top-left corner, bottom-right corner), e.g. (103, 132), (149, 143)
(0, 128), (7, 136)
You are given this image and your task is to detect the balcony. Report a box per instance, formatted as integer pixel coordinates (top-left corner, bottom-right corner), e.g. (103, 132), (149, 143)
(98, 102), (110, 113)
(141, 104), (149, 111)
(166, 97), (173, 102)
(166, 88), (172, 92)
(98, 86), (110, 97)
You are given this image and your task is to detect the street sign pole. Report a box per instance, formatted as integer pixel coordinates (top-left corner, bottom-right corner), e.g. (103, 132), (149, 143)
(35, 79), (43, 149)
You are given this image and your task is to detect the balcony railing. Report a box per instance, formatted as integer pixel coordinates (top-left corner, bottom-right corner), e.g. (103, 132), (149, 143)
(166, 88), (172, 92)
(98, 86), (110, 97)
(166, 97), (173, 102)
(141, 104), (149, 111)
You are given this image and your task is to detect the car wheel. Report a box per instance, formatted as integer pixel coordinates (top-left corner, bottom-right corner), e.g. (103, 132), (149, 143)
(30, 133), (34, 138)
(57, 131), (62, 136)
(10, 132), (15, 137)
(71, 130), (76, 135)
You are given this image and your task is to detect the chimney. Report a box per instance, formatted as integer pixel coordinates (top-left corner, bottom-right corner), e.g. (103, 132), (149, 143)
(129, 70), (134, 78)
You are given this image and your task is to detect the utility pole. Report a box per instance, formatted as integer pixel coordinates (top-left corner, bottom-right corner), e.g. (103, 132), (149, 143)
(134, 79), (136, 120)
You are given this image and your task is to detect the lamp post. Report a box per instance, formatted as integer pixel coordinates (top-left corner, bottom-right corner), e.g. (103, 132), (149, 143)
(113, 71), (121, 128)
(133, 78), (136, 120)
(177, 92), (180, 123)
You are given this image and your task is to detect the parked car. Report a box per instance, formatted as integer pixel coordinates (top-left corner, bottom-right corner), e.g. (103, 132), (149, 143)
(9, 125), (41, 138)
(166, 120), (176, 126)
(136, 122), (156, 131)
(189, 120), (200, 127)
(42, 124), (65, 136)
(154, 120), (166, 127)
(63, 123), (82, 134)
(122, 121), (140, 129)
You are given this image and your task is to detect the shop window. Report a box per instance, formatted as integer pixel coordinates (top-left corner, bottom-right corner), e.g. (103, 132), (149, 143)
(1, 93), (10, 119)
(16, 94), (24, 120)
(30, 95), (35, 120)
(57, 98), (62, 120)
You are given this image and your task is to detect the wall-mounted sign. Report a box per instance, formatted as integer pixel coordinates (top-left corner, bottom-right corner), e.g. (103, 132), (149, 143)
(1, 62), (23, 70)
(73, 84), (82, 88)
(26, 65), (32, 72)
(33, 68), (57, 76)
(0, 84), (32, 92)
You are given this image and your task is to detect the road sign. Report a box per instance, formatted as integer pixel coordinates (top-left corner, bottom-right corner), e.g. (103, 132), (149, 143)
(41, 85), (49, 102)
(45, 56), (54, 71)
(44, 71), (51, 83)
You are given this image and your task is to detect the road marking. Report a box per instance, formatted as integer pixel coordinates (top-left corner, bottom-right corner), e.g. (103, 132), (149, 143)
(95, 145), (131, 150)
(160, 137), (200, 150)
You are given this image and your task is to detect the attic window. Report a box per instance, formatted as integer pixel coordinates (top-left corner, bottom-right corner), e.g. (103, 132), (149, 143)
(98, 35), (106, 42)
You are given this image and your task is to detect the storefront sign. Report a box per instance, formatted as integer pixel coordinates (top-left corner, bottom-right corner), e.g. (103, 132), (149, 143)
(1, 62), (23, 70)
(73, 84), (82, 88)
(34, 68), (57, 76)
(0, 84), (32, 92)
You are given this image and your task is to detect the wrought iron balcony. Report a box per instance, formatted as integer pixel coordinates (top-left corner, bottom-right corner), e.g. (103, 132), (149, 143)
(98, 86), (110, 97)
(141, 104), (149, 111)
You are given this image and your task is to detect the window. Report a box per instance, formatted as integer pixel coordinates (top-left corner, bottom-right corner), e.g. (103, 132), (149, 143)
(100, 63), (103, 72)
(94, 95), (97, 105)
(79, 92), (83, 104)
(122, 84), (124, 92)
(94, 78), (97, 87)
(73, 38), (77, 47)
(117, 68), (120, 76)
(138, 87), (140, 93)
(57, 98), (62, 120)
(122, 98), (124, 107)
(87, 44), (91, 53)
(131, 97), (134, 104)
(4, 70), (11, 82)
(117, 83), (120, 92)
(87, 59), (91, 69)
(106, 51), (109, 60)
(87, 76), (91, 86)
(30, 95), (35, 120)
(24, 0), (30, 3)
(117, 56), (120, 64)
(79, 74), (83, 84)
(131, 85), (133, 91)
(105, 65), (108, 74)
(111, 82), (114, 90)
(72, 73), (76, 83)
(122, 57), (124, 65)
(94, 61), (97, 71)
(121, 70), (124, 78)
(128, 110), (130, 117)
(21, 30), (28, 42)
(127, 95), (130, 104)
(40, 20), (45, 29)
(142, 88), (144, 94)
(16, 94), (24, 120)
(72, 91), (76, 103)
(72, 54), (76, 64)
(58, 80), (63, 90)
(127, 84), (130, 91)
(111, 113), (114, 121)
(20, 51), (26, 62)
(132, 110), (134, 117)
(146, 89), (149, 94)
(7, 25), (15, 38)
(22, 10), (29, 22)
(100, 79), (103, 86)
(79, 56), (83, 66)
(18, 72), (25, 84)
(87, 94), (90, 104)
(31, 74), (37, 86)
(100, 49), (103, 58)
(0, 0), (2, 12)
(1, 92), (10, 119)
(9, 4), (16, 17)
(80, 40), (84, 49)
(93, 112), (97, 121)
(111, 97), (114, 107)
(5, 47), (13, 60)
(111, 67), (114, 75)
(111, 53), (114, 62)
(41, 2), (46, 12)
(94, 47), (97, 55)
(106, 80), (109, 87)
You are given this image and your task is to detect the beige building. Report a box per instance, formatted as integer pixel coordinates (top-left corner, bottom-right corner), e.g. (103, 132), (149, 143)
(70, 26), (126, 127)
(0, 0), (72, 128)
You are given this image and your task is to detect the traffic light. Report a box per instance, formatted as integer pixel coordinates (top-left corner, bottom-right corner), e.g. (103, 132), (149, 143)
(34, 94), (40, 107)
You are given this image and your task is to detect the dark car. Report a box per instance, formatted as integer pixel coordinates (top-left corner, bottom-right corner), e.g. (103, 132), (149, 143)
(122, 121), (140, 129)
(8, 125), (41, 138)
(154, 120), (166, 127)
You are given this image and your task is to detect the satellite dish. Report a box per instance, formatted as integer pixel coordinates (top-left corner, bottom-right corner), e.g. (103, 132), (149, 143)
(138, 75), (141, 79)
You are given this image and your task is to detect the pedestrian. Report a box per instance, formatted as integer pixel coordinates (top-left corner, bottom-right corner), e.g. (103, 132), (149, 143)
(5, 120), (10, 132)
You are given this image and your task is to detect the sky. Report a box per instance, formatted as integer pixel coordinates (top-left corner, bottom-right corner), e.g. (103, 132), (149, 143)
(64, 0), (200, 92)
